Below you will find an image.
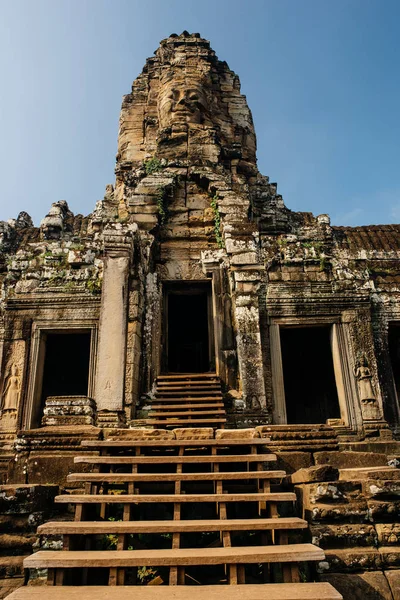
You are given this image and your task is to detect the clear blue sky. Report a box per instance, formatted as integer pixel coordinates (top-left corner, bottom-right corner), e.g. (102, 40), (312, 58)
(0, 0), (399, 226)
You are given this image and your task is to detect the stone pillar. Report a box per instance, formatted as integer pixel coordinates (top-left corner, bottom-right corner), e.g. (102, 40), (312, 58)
(95, 227), (134, 427)
(232, 269), (267, 417)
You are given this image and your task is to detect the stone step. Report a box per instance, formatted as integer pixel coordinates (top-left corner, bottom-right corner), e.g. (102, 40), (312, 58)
(339, 467), (400, 481)
(67, 470), (286, 483)
(24, 543), (325, 569)
(6, 583), (343, 600)
(38, 517), (308, 535)
(81, 439), (269, 448)
(54, 492), (297, 505)
(74, 453), (276, 465)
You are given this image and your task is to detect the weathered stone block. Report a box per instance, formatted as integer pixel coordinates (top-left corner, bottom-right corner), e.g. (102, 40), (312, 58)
(375, 522), (400, 545)
(273, 452), (313, 474)
(304, 500), (369, 524)
(320, 572), (393, 600)
(215, 428), (260, 439)
(367, 498), (400, 522)
(291, 465), (339, 484)
(320, 547), (381, 573)
(315, 451), (388, 469)
(310, 523), (377, 549)
(107, 428), (174, 440)
(385, 570), (400, 600)
(173, 428), (213, 440)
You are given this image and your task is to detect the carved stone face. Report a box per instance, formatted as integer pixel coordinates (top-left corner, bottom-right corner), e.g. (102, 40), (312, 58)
(158, 79), (209, 128)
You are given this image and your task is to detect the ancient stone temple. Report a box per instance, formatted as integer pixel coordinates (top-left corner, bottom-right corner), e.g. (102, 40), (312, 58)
(0, 32), (400, 600)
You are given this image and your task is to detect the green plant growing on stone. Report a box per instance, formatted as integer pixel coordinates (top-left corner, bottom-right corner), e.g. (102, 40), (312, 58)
(156, 186), (168, 225)
(86, 278), (102, 294)
(144, 157), (162, 175)
(210, 193), (225, 249)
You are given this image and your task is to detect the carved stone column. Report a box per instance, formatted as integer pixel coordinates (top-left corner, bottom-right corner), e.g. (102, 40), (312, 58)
(95, 227), (134, 427)
(232, 268), (267, 419)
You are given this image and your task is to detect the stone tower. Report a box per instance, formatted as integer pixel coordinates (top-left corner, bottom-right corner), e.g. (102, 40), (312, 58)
(0, 30), (398, 442)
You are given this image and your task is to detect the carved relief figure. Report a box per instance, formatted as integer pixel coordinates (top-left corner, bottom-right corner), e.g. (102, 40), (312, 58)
(354, 355), (381, 420)
(158, 78), (210, 128)
(2, 364), (21, 413)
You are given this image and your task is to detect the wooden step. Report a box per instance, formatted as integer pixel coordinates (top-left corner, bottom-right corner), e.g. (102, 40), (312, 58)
(55, 492), (296, 504)
(6, 583), (343, 600)
(154, 396), (222, 404)
(82, 439), (270, 448)
(156, 383), (221, 388)
(38, 517), (308, 535)
(157, 373), (219, 383)
(67, 470), (286, 483)
(148, 410), (226, 417)
(24, 544), (325, 568)
(156, 391), (223, 396)
(144, 418), (227, 426)
(75, 453), (276, 464)
(150, 403), (225, 410)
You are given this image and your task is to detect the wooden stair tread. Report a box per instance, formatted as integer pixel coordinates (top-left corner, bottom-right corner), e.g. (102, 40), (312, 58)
(55, 492), (296, 503)
(144, 418), (227, 425)
(149, 410), (226, 417)
(151, 396), (224, 402)
(156, 391), (222, 396)
(38, 517), (308, 535)
(82, 439), (269, 447)
(24, 544), (325, 567)
(67, 470), (286, 482)
(150, 403), (224, 409)
(75, 453), (276, 464)
(158, 373), (218, 379)
(6, 583), (342, 599)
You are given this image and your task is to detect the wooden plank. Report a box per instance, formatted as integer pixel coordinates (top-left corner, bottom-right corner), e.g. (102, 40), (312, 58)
(81, 440), (269, 447)
(24, 544), (325, 568)
(148, 410), (226, 417)
(55, 492), (296, 504)
(143, 419), (227, 425)
(75, 454), (276, 464)
(150, 403), (225, 409)
(67, 470), (286, 483)
(38, 517), (308, 535)
(5, 583), (343, 600)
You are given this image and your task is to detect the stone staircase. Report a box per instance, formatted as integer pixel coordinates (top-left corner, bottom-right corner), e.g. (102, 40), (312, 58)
(9, 434), (342, 599)
(142, 374), (227, 429)
(291, 460), (400, 598)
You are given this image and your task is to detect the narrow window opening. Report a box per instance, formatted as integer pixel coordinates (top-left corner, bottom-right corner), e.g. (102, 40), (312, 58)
(280, 326), (340, 424)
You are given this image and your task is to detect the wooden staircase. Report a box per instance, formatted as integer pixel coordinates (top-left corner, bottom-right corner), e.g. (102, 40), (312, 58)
(144, 373), (227, 428)
(10, 436), (342, 599)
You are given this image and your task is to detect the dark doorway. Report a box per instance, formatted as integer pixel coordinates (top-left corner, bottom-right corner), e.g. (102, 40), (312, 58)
(41, 332), (91, 408)
(280, 326), (340, 424)
(167, 289), (210, 373)
(389, 323), (400, 403)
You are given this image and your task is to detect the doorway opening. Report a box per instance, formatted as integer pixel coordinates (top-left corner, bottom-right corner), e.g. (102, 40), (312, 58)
(280, 326), (340, 424)
(165, 284), (213, 373)
(389, 323), (400, 402)
(40, 331), (91, 411)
